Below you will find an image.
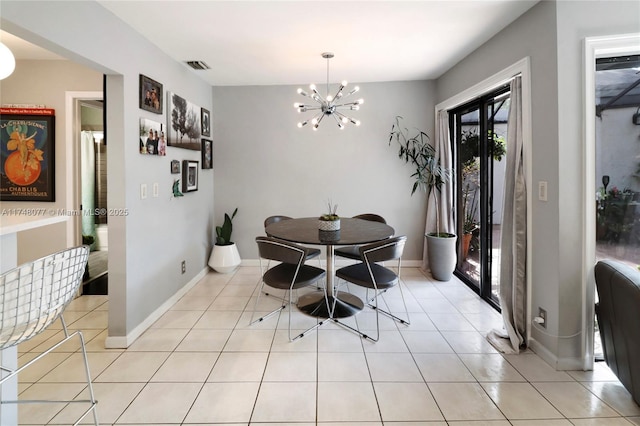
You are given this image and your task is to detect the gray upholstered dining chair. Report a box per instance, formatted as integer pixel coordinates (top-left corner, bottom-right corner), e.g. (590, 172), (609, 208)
(335, 235), (409, 341)
(251, 236), (327, 341)
(334, 213), (387, 261)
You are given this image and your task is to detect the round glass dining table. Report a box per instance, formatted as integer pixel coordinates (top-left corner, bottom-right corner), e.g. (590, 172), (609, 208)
(265, 217), (394, 318)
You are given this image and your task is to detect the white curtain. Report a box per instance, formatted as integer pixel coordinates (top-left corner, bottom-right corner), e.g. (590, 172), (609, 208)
(422, 110), (455, 271)
(81, 131), (96, 246)
(487, 75), (527, 354)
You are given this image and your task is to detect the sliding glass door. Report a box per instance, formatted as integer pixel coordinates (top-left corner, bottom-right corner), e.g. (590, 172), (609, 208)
(450, 86), (510, 309)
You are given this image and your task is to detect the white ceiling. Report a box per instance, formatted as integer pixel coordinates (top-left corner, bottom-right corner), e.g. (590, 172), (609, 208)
(2, 0), (539, 86)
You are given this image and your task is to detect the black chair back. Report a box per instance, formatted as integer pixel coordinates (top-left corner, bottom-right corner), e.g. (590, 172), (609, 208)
(256, 236), (304, 265)
(360, 236), (406, 264)
(264, 215), (293, 228)
(353, 213), (387, 224)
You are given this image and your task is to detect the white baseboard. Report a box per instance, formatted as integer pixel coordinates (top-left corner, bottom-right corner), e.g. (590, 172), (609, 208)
(105, 267), (208, 349)
(529, 338), (584, 371)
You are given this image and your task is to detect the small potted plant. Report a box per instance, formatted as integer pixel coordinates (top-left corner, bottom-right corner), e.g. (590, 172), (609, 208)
(208, 207), (241, 273)
(318, 200), (340, 231)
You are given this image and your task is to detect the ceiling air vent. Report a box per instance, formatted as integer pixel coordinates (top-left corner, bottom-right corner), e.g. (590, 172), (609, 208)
(185, 60), (210, 70)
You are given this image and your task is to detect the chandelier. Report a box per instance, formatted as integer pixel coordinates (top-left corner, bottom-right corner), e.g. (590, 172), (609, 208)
(294, 52), (363, 130)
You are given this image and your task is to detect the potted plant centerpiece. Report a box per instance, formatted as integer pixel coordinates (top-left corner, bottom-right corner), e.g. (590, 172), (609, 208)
(389, 116), (455, 281)
(208, 207), (241, 273)
(318, 200), (340, 231)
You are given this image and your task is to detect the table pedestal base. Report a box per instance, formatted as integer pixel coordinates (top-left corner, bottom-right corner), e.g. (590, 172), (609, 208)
(298, 291), (364, 319)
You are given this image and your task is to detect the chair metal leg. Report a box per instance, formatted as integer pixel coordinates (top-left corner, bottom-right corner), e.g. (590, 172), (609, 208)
(0, 325), (99, 425)
(250, 276), (287, 326)
(366, 287), (411, 325)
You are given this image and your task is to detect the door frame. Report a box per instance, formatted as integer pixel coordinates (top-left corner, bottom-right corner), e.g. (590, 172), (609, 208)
(436, 56), (532, 343)
(64, 91), (103, 248)
(582, 33), (640, 371)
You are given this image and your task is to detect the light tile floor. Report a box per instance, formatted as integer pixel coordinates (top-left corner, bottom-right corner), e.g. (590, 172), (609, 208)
(16, 266), (640, 425)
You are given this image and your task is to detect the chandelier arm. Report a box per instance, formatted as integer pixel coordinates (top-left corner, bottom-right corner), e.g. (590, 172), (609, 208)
(331, 113), (345, 129)
(313, 112), (327, 129)
(333, 102), (361, 108)
(335, 111), (359, 126)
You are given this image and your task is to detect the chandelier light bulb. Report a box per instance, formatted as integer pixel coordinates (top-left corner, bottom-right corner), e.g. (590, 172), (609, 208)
(341, 117), (348, 123)
(311, 118), (318, 125)
(326, 95), (333, 101)
(357, 98), (364, 104)
(342, 80), (348, 86)
(355, 120), (361, 126)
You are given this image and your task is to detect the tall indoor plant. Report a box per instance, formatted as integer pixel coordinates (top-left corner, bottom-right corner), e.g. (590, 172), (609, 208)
(208, 207), (241, 273)
(389, 116), (455, 281)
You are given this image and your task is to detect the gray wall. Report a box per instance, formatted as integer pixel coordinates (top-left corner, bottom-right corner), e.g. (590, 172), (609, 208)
(1, 1), (215, 342)
(212, 81), (435, 261)
(0, 60), (103, 263)
(436, 0), (640, 367)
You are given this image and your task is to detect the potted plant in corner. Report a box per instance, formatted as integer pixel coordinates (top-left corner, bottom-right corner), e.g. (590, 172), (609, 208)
(208, 207), (240, 273)
(389, 116), (455, 281)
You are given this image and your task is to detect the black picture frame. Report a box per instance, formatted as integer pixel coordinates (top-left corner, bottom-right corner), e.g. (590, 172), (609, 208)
(182, 160), (198, 192)
(139, 74), (163, 114)
(201, 108), (211, 137)
(201, 139), (212, 169)
(170, 160), (180, 174)
(0, 109), (56, 201)
(167, 92), (201, 150)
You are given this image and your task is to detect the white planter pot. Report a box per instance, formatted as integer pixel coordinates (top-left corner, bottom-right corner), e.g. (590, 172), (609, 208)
(318, 219), (340, 231)
(208, 243), (241, 273)
(426, 233), (457, 281)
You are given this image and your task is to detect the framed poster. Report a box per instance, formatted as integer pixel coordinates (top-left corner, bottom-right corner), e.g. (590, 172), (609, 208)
(139, 74), (163, 114)
(139, 117), (166, 155)
(201, 108), (211, 137)
(0, 109), (56, 201)
(167, 92), (201, 151)
(182, 160), (198, 192)
(201, 139), (212, 169)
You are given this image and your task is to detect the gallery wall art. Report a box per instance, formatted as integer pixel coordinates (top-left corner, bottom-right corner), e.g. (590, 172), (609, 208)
(167, 92), (201, 151)
(0, 108), (55, 201)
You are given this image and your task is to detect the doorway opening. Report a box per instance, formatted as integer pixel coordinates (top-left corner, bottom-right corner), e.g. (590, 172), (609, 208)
(450, 85), (510, 310)
(77, 97), (108, 295)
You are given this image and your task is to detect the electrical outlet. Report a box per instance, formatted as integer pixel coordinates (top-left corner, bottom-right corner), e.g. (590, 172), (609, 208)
(153, 182), (159, 198)
(181, 260), (186, 274)
(538, 307), (547, 328)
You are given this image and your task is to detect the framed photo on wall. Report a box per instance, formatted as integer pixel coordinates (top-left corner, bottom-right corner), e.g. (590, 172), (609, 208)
(182, 160), (198, 192)
(170, 160), (180, 174)
(167, 92), (201, 150)
(0, 108), (56, 201)
(201, 108), (211, 137)
(139, 74), (163, 114)
(201, 139), (212, 169)
(139, 117), (166, 155)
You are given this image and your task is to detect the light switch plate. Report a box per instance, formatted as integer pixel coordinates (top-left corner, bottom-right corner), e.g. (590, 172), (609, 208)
(140, 183), (148, 200)
(538, 181), (548, 201)
(153, 183), (159, 198)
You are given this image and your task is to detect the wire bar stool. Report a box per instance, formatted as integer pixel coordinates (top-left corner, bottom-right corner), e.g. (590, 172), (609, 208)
(0, 245), (99, 425)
